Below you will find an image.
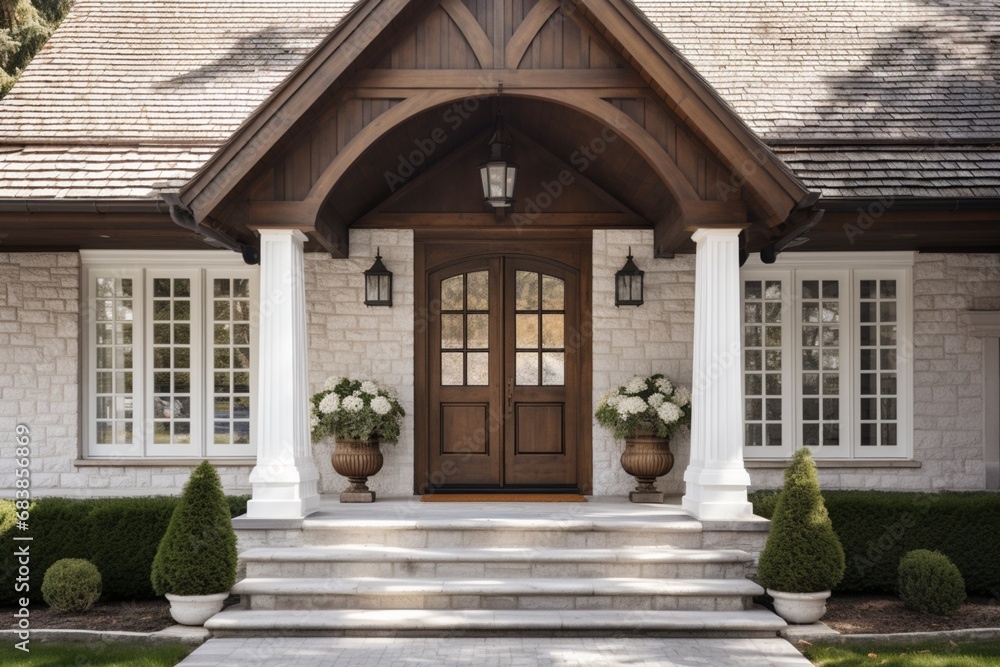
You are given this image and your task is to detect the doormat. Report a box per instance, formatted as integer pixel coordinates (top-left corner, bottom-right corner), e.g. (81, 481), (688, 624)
(421, 494), (586, 502)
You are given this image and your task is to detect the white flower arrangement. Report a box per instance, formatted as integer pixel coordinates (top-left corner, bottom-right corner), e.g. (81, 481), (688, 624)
(595, 374), (692, 439)
(310, 376), (405, 443)
(371, 395), (392, 416)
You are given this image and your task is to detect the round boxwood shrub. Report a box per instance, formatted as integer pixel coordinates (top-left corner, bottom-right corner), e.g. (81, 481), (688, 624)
(151, 462), (237, 597)
(758, 448), (845, 593)
(898, 549), (966, 615)
(41, 559), (102, 613)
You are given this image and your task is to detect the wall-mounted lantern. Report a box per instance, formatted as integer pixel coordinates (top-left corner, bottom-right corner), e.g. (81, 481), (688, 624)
(364, 248), (392, 307)
(479, 83), (517, 208)
(615, 247), (644, 307)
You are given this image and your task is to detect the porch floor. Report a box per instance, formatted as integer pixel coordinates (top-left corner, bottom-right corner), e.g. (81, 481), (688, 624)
(283, 495), (768, 530)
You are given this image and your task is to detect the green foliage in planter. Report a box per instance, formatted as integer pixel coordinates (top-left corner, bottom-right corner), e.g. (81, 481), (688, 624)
(898, 549), (966, 616)
(151, 462), (237, 597)
(0, 495), (246, 605)
(750, 489), (1000, 596)
(41, 558), (101, 613)
(757, 449), (845, 593)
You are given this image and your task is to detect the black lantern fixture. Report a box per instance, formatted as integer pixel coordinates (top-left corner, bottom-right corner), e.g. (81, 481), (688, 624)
(479, 83), (517, 208)
(615, 247), (644, 307)
(364, 248), (393, 307)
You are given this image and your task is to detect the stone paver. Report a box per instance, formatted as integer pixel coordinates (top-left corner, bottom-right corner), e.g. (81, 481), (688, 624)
(178, 637), (811, 666)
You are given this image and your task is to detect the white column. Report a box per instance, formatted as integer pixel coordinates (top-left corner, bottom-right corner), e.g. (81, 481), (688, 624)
(682, 228), (754, 520)
(246, 229), (320, 520)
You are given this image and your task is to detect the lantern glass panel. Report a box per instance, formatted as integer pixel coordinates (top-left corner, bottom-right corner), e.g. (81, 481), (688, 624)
(479, 167), (489, 199)
(487, 163), (506, 198)
(505, 166), (517, 195)
(366, 276), (379, 303)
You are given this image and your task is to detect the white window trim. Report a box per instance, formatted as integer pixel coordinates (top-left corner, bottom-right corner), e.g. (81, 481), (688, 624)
(81, 251), (259, 460)
(741, 252), (915, 461)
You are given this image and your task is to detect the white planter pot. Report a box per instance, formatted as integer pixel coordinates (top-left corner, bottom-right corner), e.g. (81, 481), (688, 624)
(767, 589), (831, 624)
(165, 592), (229, 626)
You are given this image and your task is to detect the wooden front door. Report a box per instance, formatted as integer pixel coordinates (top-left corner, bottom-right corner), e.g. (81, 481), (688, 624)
(418, 239), (590, 492)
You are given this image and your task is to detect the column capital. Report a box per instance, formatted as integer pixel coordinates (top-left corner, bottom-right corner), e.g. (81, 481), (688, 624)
(690, 226), (746, 243)
(257, 228), (309, 244)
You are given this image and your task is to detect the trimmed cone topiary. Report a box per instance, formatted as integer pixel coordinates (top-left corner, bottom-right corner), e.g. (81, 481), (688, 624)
(151, 462), (237, 597)
(898, 549), (966, 615)
(758, 448), (845, 593)
(41, 558), (102, 613)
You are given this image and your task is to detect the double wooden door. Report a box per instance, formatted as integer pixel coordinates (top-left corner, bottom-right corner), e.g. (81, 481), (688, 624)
(419, 242), (589, 491)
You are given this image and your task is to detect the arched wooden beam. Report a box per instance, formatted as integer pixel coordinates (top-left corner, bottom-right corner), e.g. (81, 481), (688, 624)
(504, 0), (561, 69)
(250, 88), (703, 229)
(439, 0), (495, 69)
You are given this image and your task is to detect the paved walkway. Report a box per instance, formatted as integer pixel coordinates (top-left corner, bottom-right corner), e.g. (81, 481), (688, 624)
(178, 637), (812, 666)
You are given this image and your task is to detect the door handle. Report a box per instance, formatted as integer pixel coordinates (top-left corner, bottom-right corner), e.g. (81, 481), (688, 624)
(506, 377), (514, 414)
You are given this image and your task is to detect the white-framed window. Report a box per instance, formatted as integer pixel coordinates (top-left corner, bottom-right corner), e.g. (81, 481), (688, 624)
(740, 252), (914, 460)
(81, 251), (258, 459)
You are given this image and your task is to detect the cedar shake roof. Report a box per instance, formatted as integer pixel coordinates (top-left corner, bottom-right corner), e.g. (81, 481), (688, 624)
(0, 0), (997, 200)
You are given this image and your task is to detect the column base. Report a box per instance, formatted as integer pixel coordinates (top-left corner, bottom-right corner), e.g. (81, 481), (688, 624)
(246, 465), (321, 520)
(682, 464), (753, 521)
(681, 494), (754, 521)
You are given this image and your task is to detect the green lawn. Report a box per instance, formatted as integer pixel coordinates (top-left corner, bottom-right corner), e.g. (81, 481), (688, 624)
(804, 639), (1000, 666)
(0, 641), (192, 666)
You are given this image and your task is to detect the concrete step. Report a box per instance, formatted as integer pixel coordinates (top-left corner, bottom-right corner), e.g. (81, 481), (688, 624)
(241, 545), (753, 580)
(233, 576), (763, 611)
(294, 519), (707, 549)
(205, 607), (786, 638)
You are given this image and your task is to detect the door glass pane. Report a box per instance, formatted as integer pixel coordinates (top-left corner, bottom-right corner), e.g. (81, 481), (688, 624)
(441, 352), (464, 385)
(466, 271), (489, 310)
(541, 275), (564, 310)
(441, 275), (464, 311)
(441, 314), (463, 349)
(516, 314), (538, 348)
(542, 352), (564, 385)
(466, 353), (489, 386)
(466, 314), (489, 349)
(516, 271), (538, 310)
(541, 314), (564, 349)
(516, 352), (539, 385)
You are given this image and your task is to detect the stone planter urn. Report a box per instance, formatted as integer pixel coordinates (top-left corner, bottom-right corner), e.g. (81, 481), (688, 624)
(767, 589), (831, 624)
(332, 438), (383, 503)
(620, 434), (674, 503)
(165, 592), (228, 626)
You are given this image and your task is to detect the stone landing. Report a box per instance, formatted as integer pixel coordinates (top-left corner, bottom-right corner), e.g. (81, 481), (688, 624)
(207, 497), (781, 637)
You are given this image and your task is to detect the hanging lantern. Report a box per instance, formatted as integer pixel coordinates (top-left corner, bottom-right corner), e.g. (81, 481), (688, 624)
(479, 84), (517, 208)
(615, 247), (644, 307)
(364, 248), (392, 307)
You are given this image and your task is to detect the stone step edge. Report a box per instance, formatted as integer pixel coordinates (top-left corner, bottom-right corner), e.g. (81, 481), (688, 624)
(298, 519), (704, 532)
(205, 608), (786, 632)
(239, 545), (753, 564)
(232, 576), (764, 597)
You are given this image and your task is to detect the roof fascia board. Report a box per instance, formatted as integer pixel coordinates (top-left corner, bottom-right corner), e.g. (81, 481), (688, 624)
(0, 199), (170, 214)
(180, 0), (413, 221)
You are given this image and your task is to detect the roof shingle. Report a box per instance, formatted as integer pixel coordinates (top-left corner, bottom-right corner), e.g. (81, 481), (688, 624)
(0, 0), (998, 200)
